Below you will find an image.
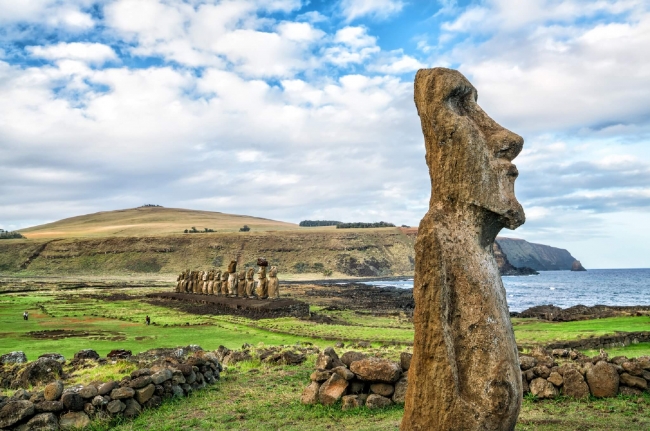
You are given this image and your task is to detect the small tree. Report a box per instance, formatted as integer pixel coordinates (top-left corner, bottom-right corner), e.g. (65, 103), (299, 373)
(184, 229), (188, 233)
(239, 225), (250, 232)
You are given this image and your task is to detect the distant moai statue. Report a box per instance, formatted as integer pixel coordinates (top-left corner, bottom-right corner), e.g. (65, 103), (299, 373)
(227, 260), (238, 296)
(267, 266), (279, 299)
(214, 269), (222, 296)
(245, 268), (255, 298)
(220, 270), (229, 296)
(401, 68), (525, 431)
(238, 269), (247, 297)
(175, 272), (182, 293)
(207, 270), (214, 295)
(256, 258), (268, 299)
(187, 271), (194, 293)
(202, 270), (209, 294)
(194, 271), (201, 294)
(181, 269), (189, 293)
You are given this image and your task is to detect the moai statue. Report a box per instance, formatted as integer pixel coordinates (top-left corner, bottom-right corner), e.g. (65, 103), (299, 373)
(180, 270), (187, 293)
(245, 268), (256, 298)
(238, 269), (247, 297)
(207, 270), (214, 295)
(267, 266), (279, 299)
(256, 266), (268, 299)
(194, 271), (201, 294)
(187, 271), (194, 294)
(227, 260), (238, 297)
(214, 269), (222, 296)
(401, 68), (525, 431)
(220, 270), (229, 296)
(202, 270), (209, 294)
(175, 272), (182, 293)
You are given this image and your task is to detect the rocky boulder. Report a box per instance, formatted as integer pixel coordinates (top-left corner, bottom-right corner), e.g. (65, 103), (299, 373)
(400, 352), (412, 371)
(15, 412), (58, 431)
(300, 381), (320, 405)
(365, 394), (393, 409)
(341, 394), (363, 410)
(59, 411), (90, 430)
(318, 373), (349, 405)
(620, 373), (647, 390)
(73, 349), (100, 361)
(350, 358), (401, 383)
(107, 349), (132, 360)
(16, 358), (62, 388)
(38, 353), (65, 364)
(392, 377), (408, 404)
(530, 378), (558, 399)
(0, 400), (35, 428)
(562, 369), (589, 399)
(586, 362), (619, 397)
(518, 355), (537, 371)
(340, 351), (366, 367)
(43, 381), (64, 401)
(0, 351), (27, 365)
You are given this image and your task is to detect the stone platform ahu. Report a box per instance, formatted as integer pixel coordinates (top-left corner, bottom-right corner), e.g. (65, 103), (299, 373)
(401, 68), (526, 431)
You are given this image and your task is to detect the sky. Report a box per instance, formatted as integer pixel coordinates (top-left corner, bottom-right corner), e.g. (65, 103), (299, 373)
(0, 0), (649, 269)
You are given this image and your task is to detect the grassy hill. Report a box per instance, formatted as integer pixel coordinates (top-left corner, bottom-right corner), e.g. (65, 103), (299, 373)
(18, 206), (298, 239)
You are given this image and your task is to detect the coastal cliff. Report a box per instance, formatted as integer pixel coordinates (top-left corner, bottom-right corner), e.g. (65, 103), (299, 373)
(495, 237), (581, 271)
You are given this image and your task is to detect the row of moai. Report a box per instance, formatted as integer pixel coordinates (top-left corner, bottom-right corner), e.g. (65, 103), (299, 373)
(174, 259), (279, 299)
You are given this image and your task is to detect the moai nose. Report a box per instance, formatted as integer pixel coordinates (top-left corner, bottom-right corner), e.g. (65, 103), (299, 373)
(488, 129), (523, 161)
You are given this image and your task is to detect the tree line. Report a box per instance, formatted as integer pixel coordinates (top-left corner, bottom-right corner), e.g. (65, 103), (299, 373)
(0, 229), (24, 239)
(299, 220), (396, 229)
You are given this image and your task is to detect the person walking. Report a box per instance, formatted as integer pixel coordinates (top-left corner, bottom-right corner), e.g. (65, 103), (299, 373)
(145, 315), (150, 325)
(23, 311), (28, 321)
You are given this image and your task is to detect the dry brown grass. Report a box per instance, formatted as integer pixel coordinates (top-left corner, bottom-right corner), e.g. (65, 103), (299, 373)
(19, 207), (299, 239)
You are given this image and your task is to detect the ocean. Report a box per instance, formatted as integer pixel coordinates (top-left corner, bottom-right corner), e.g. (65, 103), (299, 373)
(359, 268), (650, 313)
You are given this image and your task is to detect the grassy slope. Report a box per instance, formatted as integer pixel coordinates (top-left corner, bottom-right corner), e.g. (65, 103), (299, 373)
(19, 207), (298, 239)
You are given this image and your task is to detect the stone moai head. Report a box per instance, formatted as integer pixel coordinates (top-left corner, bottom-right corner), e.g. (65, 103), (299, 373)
(228, 260), (237, 273)
(246, 268), (254, 279)
(221, 271), (228, 281)
(414, 68), (525, 232)
(269, 266), (278, 277)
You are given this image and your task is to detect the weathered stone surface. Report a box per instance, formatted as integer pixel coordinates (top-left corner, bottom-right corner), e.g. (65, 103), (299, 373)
(370, 383), (394, 397)
(79, 385), (98, 399)
(107, 399), (126, 414)
(392, 377), (408, 404)
(518, 356), (536, 371)
(366, 394), (393, 409)
(73, 349), (100, 361)
(300, 381), (320, 405)
(401, 68), (525, 431)
(318, 373), (349, 405)
(38, 353), (66, 364)
(0, 400), (35, 428)
(310, 370), (332, 382)
(44, 381), (64, 401)
(533, 365), (551, 379)
(123, 398), (142, 418)
(340, 351), (366, 367)
(0, 351), (27, 365)
(341, 395), (362, 410)
(620, 373), (647, 390)
(11, 389), (30, 400)
(61, 392), (85, 411)
(35, 400), (64, 413)
(586, 362), (619, 398)
(171, 385), (184, 398)
(621, 362), (643, 377)
(619, 386), (643, 396)
(332, 366), (355, 381)
(107, 349), (132, 360)
(350, 358), (401, 383)
(92, 395), (107, 407)
(547, 372), (563, 387)
(135, 384), (156, 405)
(59, 411), (90, 430)
(348, 380), (365, 394)
(110, 387), (135, 400)
(315, 353), (333, 371)
(15, 412), (58, 431)
(131, 368), (152, 379)
(97, 381), (117, 396)
(400, 352), (412, 371)
(17, 358), (63, 388)
(151, 369), (173, 385)
(562, 369), (590, 399)
(130, 375), (153, 389)
(143, 395), (162, 409)
(530, 378), (558, 399)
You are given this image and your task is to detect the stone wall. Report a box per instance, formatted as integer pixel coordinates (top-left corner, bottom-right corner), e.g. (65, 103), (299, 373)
(300, 347), (410, 410)
(300, 347), (650, 409)
(0, 348), (222, 430)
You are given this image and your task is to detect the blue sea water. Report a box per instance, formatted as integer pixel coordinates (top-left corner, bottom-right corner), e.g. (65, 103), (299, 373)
(359, 268), (650, 313)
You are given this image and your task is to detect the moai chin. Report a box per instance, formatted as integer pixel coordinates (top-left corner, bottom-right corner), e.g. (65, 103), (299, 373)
(401, 68), (525, 431)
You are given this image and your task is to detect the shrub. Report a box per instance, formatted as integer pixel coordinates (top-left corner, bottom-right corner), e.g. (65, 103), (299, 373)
(0, 229), (24, 239)
(239, 225), (251, 232)
(299, 220), (341, 227)
(336, 222), (395, 229)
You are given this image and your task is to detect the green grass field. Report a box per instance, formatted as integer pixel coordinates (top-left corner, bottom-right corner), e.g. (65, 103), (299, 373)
(2, 289), (650, 360)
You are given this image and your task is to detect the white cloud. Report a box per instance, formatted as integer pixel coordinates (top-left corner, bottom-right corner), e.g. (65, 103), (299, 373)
(0, 0), (95, 29)
(370, 51), (425, 74)
(340, 0), (404, 22)
(27, 42), (117, 65)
